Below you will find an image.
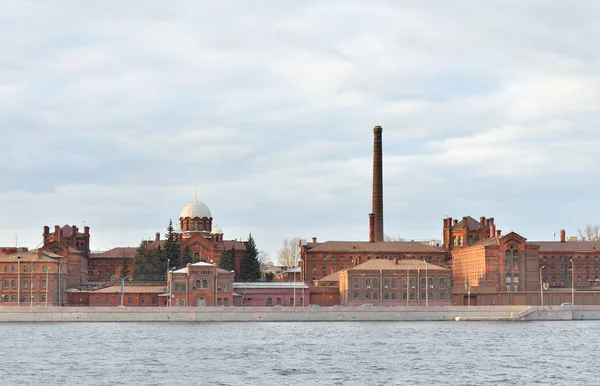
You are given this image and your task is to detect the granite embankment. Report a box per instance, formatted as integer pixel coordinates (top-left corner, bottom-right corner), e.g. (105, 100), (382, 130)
(1, 305), (600, 322)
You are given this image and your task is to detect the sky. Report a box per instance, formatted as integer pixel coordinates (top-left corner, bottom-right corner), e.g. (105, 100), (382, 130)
(2, 1), (600, 261)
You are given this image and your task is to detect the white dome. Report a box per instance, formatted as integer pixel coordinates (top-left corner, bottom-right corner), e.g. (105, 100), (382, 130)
(211, 225), (223, 235)
(180, 199), (212, 219)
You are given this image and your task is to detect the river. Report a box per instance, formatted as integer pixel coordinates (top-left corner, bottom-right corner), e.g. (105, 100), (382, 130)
(1, 321), (599, 385)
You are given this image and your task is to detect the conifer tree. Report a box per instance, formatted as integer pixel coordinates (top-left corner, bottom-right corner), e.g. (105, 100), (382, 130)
(119, 255), (131, 279)
(240, 234), (261, 282)
(163, 219), (181, 268)
(181, 243), (193, 267)
(219, 247), (235, 271)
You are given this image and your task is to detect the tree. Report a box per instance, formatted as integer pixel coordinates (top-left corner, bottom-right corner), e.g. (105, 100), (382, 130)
(241, 234), (261, 282)
(133, 241), (166, 281)
(119, 254), (131, 279)
(257, 249), (271, 269)
(578, 225), (600, 241)
(265, 271), (275, 282)
(181, 243), (193, 267)
(219, 247), (235, 271)
(384, 234), (406, 241)
(277, 238), (300, 268)
(163, 219), (181, 268)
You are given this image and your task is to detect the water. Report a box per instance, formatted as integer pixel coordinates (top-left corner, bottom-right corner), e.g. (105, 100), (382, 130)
(1, 321), (599, 385)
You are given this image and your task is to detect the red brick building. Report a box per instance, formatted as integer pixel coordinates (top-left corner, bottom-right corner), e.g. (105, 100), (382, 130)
(169, 262), (234, 307)
(42, 225), (90, 286)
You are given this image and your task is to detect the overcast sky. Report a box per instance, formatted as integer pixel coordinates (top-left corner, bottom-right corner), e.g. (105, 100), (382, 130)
(2, 1), (600, 260)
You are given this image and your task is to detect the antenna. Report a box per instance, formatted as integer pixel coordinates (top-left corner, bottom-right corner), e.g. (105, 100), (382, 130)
(195, 188), (198, 201)
(15, 234), (18, 249)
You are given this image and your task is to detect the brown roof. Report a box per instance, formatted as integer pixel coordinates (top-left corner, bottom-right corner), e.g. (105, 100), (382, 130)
(60, 224), (85, 238)
(92, 247), (137, 259)
(307, 241), (444, 254)
(451, 216), (481, 230)
(350, 259), (449, 271)
(530, 241), (600, 253)
(318, 271), (340, 282)
(91, 285), (166, 294)
(0, 250), (62, 262)
(223, 240), (246, 250)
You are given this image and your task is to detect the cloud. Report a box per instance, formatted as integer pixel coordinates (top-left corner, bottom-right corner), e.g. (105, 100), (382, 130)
(2, 1), (600, 258)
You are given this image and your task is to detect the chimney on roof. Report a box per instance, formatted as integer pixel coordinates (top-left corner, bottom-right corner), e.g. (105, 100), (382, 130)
(490, 224), (496, 238)
(372, 126), (384, 242)
(72, 225), (77, 235)
(489, 217), (494, 226)
(155, 232), (160, 242)
(84, 226), (90, 236)
(480, 217), (485, 226)
(496, 230), (501, 238)
(462, 216), (468, 228)
(560, 229), (566, 243)
(453, 219), (458, 226)
(312, 237), (317, 243)
(369, 213), (375, 242)
(43, 226), (49, 235)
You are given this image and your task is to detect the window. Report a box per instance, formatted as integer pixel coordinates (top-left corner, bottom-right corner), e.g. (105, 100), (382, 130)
(202, 280), (208, 288)
(384, 293), (389, 300)
(513, 284), (519, 292)
(384, 278), (389, 288)
(41, 295), (46, 303)
(194, 252), (199, 261)
(11, 295), (16, 302)
(366, 278), (371, 288)
(353, 292), (359, 300)
(30, 296), (34, 303)
(3, 280), (7, 288)
(175, 283), (180, 292)
(505, 250), (511, 269)
(410, 278), (415, 287)
(421, 278), (426, 287)
(31, 280), (35, 289)
(373, 279), (378, 288)
(3, 265), (7, 273)
(440, 293), (445, 301)
(428, 278), (433, 286)
(181, 283), (186, 292)
(513, 250), (519, 269)
(12, 266), (15, 272)
(322, 267), (326, 274)
(391, 292), (397, 300)
(391, 278), (397, 288)
(421, 292), (426, 300)
(403, 293), (407, 300)
(506, 286), (511, 292)
(30, 265), (34, 272)
(290, 298), (294, 305)
(410, 292), (415, 300)
(195, 280), (201, 288)
(373, 292), (378, 300)
(42, 279), (47, 289)
(353, 278), (359, 288)
(440, 278), (446, 287)
(224, 298), (228, 306)
(128, 298), (133, 305)
(176, 299), (180, 306)
(105, 297), (110, 305)
(505, 274), (512, 284)
(428, 292), (433, 300)
(24, 266), (28, 273)
(11, 280), (16, 288)
(365, 293), (370, 300)
(276, 298), (281, 305)
(23, 280), (28, 288)
(152, 298), (158, 305)
(141, 297), (146, 305)
(267, 298), (272, 305)
(95, 297), (100, 304)
(513, 274), (519, 284)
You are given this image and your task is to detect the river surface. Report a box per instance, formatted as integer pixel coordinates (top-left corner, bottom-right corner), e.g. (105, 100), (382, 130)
(1, 321), (599, 385)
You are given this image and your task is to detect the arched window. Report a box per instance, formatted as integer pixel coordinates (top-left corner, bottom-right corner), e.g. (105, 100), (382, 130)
(365, 293), (370, 300)
(513, 250), (519, 269)
(195, 280), (201, 288)
(453, 236), (457, 246)
(513, 274), (519, 284)
(468, 236), (473, 244)
(384, 293), (389, 300)
(391, 278), (397, 288)
(186, 220), (189, 230)
(353, 278), (359, 288)
(505, 274), (512, 284)
(175, 283), (180, 291)
(202, 280), (208, 288)
(194, 252), (199, 261)
(391, 292), (397, 300)
(353, 292), (359, 300)
(373, 292), (378, 300)
(194, 221), (199, 231)
(365, 278), (371, 288)
(458, 236), (462, 246)
(505, 250), (511, 269)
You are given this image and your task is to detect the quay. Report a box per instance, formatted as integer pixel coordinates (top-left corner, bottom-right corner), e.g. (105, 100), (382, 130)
(1, 305), (600, 322)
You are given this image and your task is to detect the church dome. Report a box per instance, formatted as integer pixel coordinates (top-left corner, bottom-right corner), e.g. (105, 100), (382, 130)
(180, 199), (212, 219)
(211, 224), (223, 235)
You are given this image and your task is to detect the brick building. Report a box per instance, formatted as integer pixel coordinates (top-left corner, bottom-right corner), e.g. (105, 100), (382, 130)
(42, 225), (90, 286)
(168, 261), (234, 307)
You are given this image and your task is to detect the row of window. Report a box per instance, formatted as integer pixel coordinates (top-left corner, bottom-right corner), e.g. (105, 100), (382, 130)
(173, 281), (229, 292)
(352, 277), (446, 289)
(505, 250), (520, 269)
(505, 274), (519, 284)
(311, 255), (443, 262)
(3, 265), (50, 273)
(94, 297), (159, 305)
(452, 235), (480, 246)
(3, 279), (47, 289)
(352, 292), (446, 301)
(543, 276), (599, 284)
(2, 295), (46, 302)
(266, 297), (297, 306)
(544, 256), (600, 262)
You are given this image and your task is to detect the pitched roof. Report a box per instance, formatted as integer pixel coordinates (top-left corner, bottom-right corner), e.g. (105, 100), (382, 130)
(91, 285), (166, 294)
(233, 282), (309, 289)
(223, 240), (246, 250)
(172, 261), (233, 275)
(530, 241), (600, 253)
(350, 259), (449, 271)
(0, 250), (62, 262)
(60, 225), (85, 237)
(92, 247), (137, 259)
(318, 271), (340, 282)
(307, 241), (444, 254)
(451, 216), (481, 230)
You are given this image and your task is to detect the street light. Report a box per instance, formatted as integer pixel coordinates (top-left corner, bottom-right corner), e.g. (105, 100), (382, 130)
(17, 256), (20, 307)
(30, 263), (33, 307)
(45, 268), (50, 307)
(570, 258), (575, 305)
(540, 265), (546, 307)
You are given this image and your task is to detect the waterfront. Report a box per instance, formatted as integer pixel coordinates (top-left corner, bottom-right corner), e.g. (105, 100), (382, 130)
(2, 321), (600, 385)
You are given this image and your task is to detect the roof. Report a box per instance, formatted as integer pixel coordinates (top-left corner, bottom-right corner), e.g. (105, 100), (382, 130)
(223, 240), (246, 250)
(531, 241), (600, 253)
(91, 285), (166, 294)
(307, 241), (445, 254)
(0, 250), (62, 262)
(318, 271), (340, 282)
(451, 216), (481, 230)
(350, 259), (449, 272)
(91, 247), (137, 259)
(233, 282), (309, 289)
(172, 261), (233, 275)
(279, 267), (301, 274)
(180, 199), (212, 220)
(59, 224), (85, 238)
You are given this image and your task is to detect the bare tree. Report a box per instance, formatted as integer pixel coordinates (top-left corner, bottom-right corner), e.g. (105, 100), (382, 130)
(257, 250), (271, 269)
(384, 234), (406, 241)
(277, 238), (300, 268)
(578, 225), (600, 241)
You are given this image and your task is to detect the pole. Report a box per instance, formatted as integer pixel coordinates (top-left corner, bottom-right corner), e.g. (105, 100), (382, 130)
(406, 269), (409, 306)
(167, 259), (170, 307)
(30, 264), (33, 307)
(540, 266), (545, 307)
(45, 268), (49, 307)
(215, 270), (219, 307)
(17, 257), (20, 307)
(425, 262), (428, 307)
(570, 259), (575, 305)
(293, 261), (296, 308)
(120, 276), (125, 307)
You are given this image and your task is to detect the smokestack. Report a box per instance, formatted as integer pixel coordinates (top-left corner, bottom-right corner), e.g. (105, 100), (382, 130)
(372, 126), (384, 242)
(560, 229), (566, 243)
(312, 237), (317, 243)
(369, 213), (375, 242)
(490, 224), (496, 238)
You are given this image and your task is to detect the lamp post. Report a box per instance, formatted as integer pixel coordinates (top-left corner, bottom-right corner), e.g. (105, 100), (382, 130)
(570, 258), (575, 305)
(167, 259), (170, 307)
(45, 268), (50, 307)
(424, 260), (428, 307)
(30, 263), (33, 307)
(540, 265), (546, 307)
(17, 256), (20, 307)
(406, 269), (409, 306)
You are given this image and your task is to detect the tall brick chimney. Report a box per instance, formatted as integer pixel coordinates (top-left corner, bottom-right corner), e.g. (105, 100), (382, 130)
(369, 213), (375, 242)
(560, 229), (566, 243)
(372, 126), (384, 242)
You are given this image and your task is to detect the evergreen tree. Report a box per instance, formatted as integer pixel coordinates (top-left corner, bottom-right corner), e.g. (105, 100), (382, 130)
(163, 219), (181, 268)
(219, 247), (235, 271)
(181, 243), (193, 267)
(119, 255), (131, 279)
(240, 234), (261, 282)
